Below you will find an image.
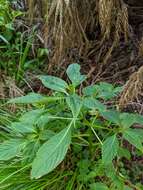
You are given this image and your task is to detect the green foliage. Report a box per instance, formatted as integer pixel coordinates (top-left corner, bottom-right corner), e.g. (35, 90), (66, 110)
(84, 97), (106, 112)
(102, 135), (119, 165)
(66, 63), (87, 87)
(0, 139), (25, 160)
(0, 1), (49, 83)
(118, 147), (131, 160)
(31, 124), (72, 179)
(0, 0), (21, 42)
(101, 110), (143, 128)
(123, 129), (143, 152)
(0, 1), (24, 80)
(39, 75), (69, 93)
(90, 182), (109, 190)
(1, 63), (143, 189)
(83, 82), (122, 100)
(8, 93), (44, 104)
(66, 94), (82, 117)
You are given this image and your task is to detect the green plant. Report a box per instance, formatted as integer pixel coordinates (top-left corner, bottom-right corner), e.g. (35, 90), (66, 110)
(0, 0), (22, 43)
(1, 63), (143, 189)
(0, 1), (47, 83)
(0, 30), (48, 84)
(0, 30), (48, 83)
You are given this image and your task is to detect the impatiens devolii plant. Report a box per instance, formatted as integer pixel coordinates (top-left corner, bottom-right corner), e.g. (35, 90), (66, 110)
(1, 63), (143, 189)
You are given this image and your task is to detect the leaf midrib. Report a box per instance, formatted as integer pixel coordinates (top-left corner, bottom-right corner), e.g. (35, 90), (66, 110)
(39, 120), (73, 158)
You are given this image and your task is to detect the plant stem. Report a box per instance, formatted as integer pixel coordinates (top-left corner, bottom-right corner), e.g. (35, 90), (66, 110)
(90, 126), (103, 145)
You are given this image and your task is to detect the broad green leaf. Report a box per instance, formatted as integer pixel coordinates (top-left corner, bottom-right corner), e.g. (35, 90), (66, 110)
(97, 82), (114, 100)
(102, 135), (119, 164)
(9, 122), (35, 134)
(22, 140), (41, 164)
(8, 93), (44, 104)
(97, 91), (115, 100)
(0, 139), (25, 161)
(134, 114), (143, 125)
(8, 110), (45, 134)
(83, 83), (122, 100)
(66, 94), (82, 117)
(9, 93), (63, 104)
(101, 111), (121, 126)
(132, 129), (143, 139)
(66, 63), (86, 87)
(123, 129), (143, 152)
(39, 130), (56, 140)
(124, 186), (133, 190)
(120, 113), (135, 128)
(39, 75), (68, 93)
(120, 112), (143, 128)
(20, 109), (45, 124)
(35, 113), (51, 128)
(102, 111), (143, 128)
(96, 82), (122, 100)
(118, 147), (131, 160)
(82, 85), (99, 96)
(31, 123), (72, 179)
(83, 97), (106, 112)
(90, 182), (109, 190)
(99, 82), (113, 91)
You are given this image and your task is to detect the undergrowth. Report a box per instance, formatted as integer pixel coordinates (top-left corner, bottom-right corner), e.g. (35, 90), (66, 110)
(0, 64), (143, 190)
(0, 0), (49, 85)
